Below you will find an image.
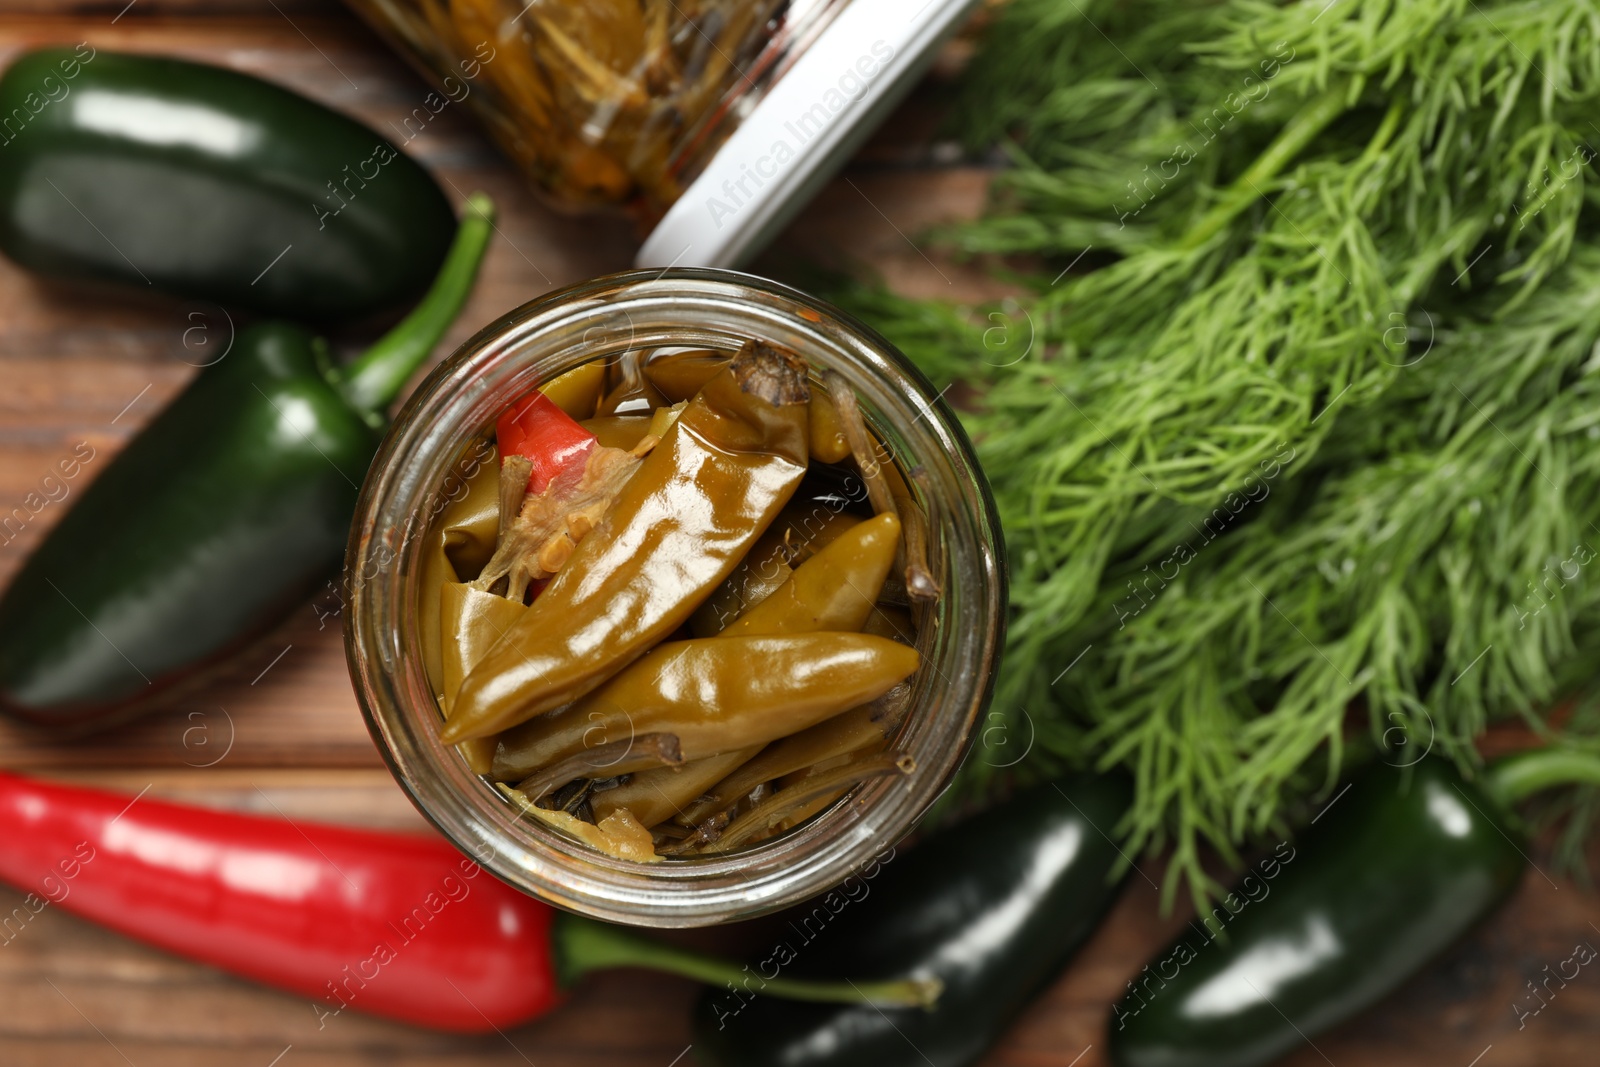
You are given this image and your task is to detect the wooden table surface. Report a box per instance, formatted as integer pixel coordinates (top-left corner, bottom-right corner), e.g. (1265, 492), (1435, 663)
(1, 4), (1598, 1066)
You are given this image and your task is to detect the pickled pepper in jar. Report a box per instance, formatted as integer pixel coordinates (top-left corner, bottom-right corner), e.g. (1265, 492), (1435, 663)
(417, 332), (938, 859)
(444, 340), (812, 743)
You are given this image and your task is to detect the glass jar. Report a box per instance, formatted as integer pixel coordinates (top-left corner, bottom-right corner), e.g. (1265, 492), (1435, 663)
(344, 268), (1004, 927)
(344, 0), (981, 266)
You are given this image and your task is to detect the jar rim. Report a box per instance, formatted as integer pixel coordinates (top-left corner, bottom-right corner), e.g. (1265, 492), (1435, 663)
(344, 267), (1006, 927)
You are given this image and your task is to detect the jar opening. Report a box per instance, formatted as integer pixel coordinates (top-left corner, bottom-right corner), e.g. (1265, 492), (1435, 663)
(346, 268), (1004, 926)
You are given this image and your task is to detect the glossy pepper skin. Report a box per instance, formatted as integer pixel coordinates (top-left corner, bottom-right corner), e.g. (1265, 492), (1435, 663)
(693, 772), (1135, 1067)
(0, 197), (494, 732)
(0, 48), (455, 322)
(445, 341), (812, 743)
(0, 770), (559, 1032)
(496, 389), (598, 493)
(0, 323), (373, 726)
(0, 772), (934, 1032)
(492, 632), (919, 779)
(417, 442), (501, 696)
(1108, 758), (1526, 1067)
(439, 582), (529, 774)
(720, 511), (899, 637)
(585, 514), (901, 823)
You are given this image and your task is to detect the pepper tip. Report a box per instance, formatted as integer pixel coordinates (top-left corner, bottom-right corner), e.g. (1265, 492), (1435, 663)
(463, 191), (496, 225)
(438, 717), (471, 746)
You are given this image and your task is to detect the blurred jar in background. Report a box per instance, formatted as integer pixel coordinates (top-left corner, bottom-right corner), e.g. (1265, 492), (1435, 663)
(347, 0), (979, 267)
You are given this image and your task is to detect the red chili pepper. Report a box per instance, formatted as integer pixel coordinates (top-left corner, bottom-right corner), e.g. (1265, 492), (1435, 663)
(0, 773), (936, 1033)
(495, 389), (597, 494)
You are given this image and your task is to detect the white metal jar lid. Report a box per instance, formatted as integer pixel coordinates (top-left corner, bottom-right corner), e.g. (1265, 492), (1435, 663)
(635, 0), (979, 270)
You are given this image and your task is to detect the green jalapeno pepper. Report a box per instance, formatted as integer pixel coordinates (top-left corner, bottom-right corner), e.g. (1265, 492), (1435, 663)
(720, 512), (899, 637)
(579, 510), (901, 824)
(0, 196), (494, 732)
(438, 583), (529, 775)
(690, 504), (864, 637)
(675, 701), (898, 829)
(1108, 749), (1600, 1067)
(644, 348), (850, 462)
(589, 746), (763, 829)
(444, 341), (813, 743)
(693, 772), (1135, 1067)
(594, 512), (905, 827)
(418, 444), (501, 694)
(0, 48), (456, 321)
(491, 632), (919, 780)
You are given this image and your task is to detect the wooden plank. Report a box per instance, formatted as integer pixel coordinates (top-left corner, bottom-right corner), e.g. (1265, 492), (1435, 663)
(0, 899), (691, 1065)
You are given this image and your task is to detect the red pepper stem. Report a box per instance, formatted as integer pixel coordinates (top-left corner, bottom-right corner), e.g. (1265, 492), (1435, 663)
(550, 913), (942, 1009)
(338, 192), (495, 418)
(1482, 744), (1600, 808)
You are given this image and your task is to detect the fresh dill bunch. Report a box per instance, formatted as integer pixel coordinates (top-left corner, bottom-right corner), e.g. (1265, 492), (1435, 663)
(1060, 242), (1600, 904)
(954, 0), (1596, 277)
(946, 0), (1276, 256)
(817, 0), (1600, 904)
(955, 0), (1596, 608)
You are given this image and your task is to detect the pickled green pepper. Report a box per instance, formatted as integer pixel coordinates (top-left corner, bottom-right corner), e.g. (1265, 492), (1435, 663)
(444, 340), (812, 743)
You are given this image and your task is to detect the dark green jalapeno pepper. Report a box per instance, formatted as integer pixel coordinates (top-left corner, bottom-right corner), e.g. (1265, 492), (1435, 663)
(1109, 748), (1600, 1067)
(0, 48), (456, 322)
(692, 772), (1134, 1067)
(0, 195), (493, 732)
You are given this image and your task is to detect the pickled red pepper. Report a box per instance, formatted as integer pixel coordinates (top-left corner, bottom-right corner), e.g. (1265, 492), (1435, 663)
(0, 773), (936, 1033)
(496, 389), (598, 493)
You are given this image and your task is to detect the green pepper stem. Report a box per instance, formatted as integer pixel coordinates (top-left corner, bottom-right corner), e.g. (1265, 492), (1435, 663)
(1483, 744), (1600, 808)
(1178, 83), (1351, 251)
(338, 192), (495, 417)
(551, 913), (941, 1009)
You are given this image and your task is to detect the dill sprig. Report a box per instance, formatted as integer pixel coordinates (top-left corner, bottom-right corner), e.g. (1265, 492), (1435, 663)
(819, 0), (1600, 905)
